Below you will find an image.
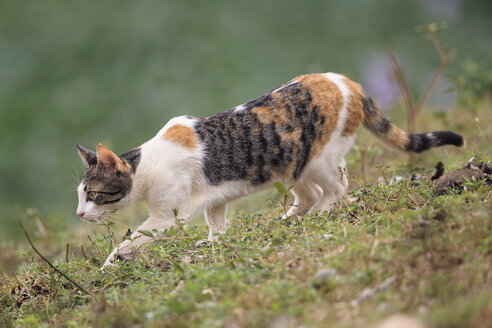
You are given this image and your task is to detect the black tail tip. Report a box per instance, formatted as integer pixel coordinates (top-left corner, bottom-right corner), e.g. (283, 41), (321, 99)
(406, 131), (465, 153)
(434, 131), (465, 148)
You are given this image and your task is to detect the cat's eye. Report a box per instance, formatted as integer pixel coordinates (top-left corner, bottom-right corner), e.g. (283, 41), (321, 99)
(87, 191), (97, 201)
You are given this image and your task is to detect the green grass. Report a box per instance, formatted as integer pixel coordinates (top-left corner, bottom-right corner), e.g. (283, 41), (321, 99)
(2, 100), (492, 327)
(1, 175), (492, 327)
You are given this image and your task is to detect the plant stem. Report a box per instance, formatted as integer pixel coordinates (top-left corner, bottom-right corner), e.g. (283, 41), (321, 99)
(18, 221), (92, 296)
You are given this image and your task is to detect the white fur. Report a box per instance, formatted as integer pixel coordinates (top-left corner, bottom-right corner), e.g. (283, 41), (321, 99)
(271, 80), (297, 93)
(77, 73), (358, 267)
(234, 104), (245, 113)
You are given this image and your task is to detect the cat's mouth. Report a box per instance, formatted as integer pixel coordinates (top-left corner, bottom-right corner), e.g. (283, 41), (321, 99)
(79, 215), (102, 223)
(79, 211), (113, 223)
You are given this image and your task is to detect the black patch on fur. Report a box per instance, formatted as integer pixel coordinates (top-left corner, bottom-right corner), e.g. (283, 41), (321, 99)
(406, 134), (431, 153)
(377, 118), (392, 135)
(406, 131), (464, 153)
(361, 96), (376, 115)
(194, 82), (326, 185)
(362, 96), (392, 135)
(428, 131), (464, 147)
(120, 148), (142, 173)
(77, 144), (97, 166)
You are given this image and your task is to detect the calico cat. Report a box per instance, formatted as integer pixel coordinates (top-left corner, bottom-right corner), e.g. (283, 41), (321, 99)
(76, 73), (464, 267)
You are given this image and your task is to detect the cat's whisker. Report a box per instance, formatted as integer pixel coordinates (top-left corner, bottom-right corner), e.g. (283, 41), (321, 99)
(108, 212), (133, 222)
(102, 218), (125, 227)
(88, 223), (95, 233)
(81, 221), (89, 235)
(112, 209), (133, 217)
(83, 222), (96, 239)
(70, 162), (81, 184)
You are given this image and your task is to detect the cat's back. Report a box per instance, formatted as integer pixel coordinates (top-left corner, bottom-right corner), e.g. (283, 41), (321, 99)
(155, 73), (364, 185)
(193, 73), (363, 185)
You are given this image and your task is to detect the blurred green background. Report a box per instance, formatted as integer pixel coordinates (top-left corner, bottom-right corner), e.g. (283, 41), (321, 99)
(1, 0), (491, 241)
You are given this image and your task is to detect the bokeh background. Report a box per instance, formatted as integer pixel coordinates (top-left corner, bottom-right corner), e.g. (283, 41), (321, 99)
(1, 0), (491, 242)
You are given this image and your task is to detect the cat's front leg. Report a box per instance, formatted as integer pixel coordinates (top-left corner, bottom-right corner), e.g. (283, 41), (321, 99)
(102, 215), (174, 268)
(204, 203), (227, 240)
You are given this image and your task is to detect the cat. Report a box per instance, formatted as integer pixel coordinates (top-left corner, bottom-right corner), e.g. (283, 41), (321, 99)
(76, 73), (464, 267)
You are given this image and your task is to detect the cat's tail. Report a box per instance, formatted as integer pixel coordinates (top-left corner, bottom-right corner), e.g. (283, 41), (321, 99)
(361, 96), (465, 153)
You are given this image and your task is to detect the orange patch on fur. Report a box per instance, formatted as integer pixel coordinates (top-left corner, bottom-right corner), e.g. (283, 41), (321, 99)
(97, 143), (131, 173)
(251, 99), (294, 126)
(342, 78), (364, 137)
(382, 126), (410, 149)
(162, 125), (198, 151)
(251, 106), (275, 124)
(296, 74), (344, 157)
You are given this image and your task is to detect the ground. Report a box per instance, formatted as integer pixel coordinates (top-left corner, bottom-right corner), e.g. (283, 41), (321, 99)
(1, 104), (492, 328)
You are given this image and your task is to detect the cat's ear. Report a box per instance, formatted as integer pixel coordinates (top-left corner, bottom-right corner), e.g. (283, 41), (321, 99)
(96, 143), (131, 173)
(76, 144), (97, 168)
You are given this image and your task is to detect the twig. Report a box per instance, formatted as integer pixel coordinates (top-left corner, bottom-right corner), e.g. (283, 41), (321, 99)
(350, 275), (396, 307)
(133, 235), (197, 253)
(413, 51), (455, 115)
(91, 277), (121, 293)
(387, 36), (455, 166)
(65, 243), (70, 264)
(18, 221), (92, 296)
(87, 235), (104, 263)
(34, 216), (47, 237)
(386, 49), (414, 117)
(360, 147), (367, 186)
(386, 50), (417, 164)
(80, 245), (88, 261)
(429, 33), (446, 61)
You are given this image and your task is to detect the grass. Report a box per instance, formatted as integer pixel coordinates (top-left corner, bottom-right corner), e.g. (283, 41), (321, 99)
(1, 101), (492, 327)
(1, 174), (492, 327)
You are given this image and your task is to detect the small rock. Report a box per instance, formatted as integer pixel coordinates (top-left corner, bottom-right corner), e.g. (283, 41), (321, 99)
(435, 168), (486, 195)
(271, 316), (297, 328)
(377, 302), (396, 313)
(411, 172), (423, 182)
(312, 268), (338, 292)
(313, 268), (337, 281)
(433, 158), (492, 195)
(375, 314), (425, 328)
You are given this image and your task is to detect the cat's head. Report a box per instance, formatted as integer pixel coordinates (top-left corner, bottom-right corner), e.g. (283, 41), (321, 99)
(76, 143), (134, 223)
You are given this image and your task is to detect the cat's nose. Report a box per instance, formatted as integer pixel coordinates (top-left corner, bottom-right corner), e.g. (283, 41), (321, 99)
(77, 211), (85, 218)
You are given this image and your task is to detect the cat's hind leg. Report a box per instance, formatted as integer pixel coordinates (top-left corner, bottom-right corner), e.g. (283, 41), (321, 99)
(312, 162), (349, 214)
(204, 203), (227, 240)
(284, 180), (323, 218)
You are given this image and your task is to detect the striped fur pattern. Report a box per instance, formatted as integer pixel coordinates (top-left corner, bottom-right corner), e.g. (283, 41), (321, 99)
(361, 96), (464, 152)
(75, 73), (464, 267)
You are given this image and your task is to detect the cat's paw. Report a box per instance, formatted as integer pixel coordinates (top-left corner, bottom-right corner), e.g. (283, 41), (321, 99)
(101, 247), (119, 269)
(101, 247), (135, 269)
(101, 255), (116, 270)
